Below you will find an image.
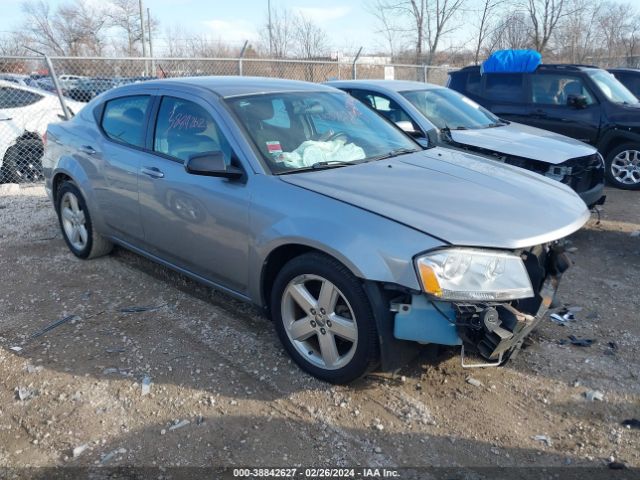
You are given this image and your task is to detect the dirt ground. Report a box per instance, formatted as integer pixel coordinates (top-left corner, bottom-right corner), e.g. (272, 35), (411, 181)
(0, 183), (639, 475)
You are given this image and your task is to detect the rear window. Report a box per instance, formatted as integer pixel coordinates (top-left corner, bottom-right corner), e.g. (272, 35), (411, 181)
(484, 74), (524, 102)
(0, 86), (43, 108)
(101, 95), (150, 147)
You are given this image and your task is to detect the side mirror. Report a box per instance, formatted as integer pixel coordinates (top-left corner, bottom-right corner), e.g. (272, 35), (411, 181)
(185, 151), (244, 179)
(395, 120), (427, 140)
(567, 94), (588, 109)
(396, 120), (418, 134)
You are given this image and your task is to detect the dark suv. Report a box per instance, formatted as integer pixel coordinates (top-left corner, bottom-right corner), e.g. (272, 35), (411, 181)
(448, 64), (640, 190)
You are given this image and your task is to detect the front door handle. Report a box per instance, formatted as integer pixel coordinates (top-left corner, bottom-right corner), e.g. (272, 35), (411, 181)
(80, 145), (96, 155)
(141, 166), (165, 179)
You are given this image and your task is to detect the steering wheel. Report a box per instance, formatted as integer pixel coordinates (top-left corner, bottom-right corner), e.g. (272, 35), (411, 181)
(318, 131), (349, 143)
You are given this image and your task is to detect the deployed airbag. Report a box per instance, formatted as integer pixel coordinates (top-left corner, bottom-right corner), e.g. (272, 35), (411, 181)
(280, 139), (365, 168)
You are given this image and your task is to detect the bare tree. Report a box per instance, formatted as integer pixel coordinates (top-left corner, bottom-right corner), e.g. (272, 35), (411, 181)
(259, 7), (295, 58)
(21, 0), (108, 56)
(292, 14), (329, 59)
(370, 0), (466, 65)
(367, 0), (404, 56)
(0, 32), (29, 56)
(597, 2), (635, 62)
(488, 11), (531, 51)
(620, 15), (640, 65)
(106, 0), (158, 56)
(472, 0), (507, 64)
(554, 0), (601, 63)
(523, 0), (567, 53)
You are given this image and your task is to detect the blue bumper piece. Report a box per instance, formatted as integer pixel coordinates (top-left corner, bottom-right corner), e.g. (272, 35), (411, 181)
(393, 295), (462, 346)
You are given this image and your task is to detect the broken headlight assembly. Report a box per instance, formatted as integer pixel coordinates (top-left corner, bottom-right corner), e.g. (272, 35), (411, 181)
(415, 248), (534, 302)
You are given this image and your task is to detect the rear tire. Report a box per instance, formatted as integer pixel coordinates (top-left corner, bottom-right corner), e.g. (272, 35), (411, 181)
(270, 252), (380, 384)
(56, 181), (113, 259)
(1, 140), (44, 184)
(604, 143), (640, 190)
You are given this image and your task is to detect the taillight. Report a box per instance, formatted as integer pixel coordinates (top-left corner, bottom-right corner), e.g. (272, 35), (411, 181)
(43, 131), (47, 146)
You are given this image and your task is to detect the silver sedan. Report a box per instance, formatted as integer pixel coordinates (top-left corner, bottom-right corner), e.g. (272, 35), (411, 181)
(43, 77), (589, 383)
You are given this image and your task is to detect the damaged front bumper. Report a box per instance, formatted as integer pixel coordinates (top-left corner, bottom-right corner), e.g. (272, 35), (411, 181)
(392, 243), (567, 364)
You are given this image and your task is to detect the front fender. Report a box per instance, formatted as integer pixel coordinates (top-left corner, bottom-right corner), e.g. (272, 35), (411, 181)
(247, 176), (445, 305)
(597, 125), (640, 154)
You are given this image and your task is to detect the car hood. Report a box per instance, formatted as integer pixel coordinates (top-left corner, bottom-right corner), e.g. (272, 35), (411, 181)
(280, 147), (589, 249)
(449, 122), (596, 164)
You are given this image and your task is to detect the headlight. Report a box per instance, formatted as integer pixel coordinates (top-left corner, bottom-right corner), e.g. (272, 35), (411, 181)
(415, 248), (533, 301)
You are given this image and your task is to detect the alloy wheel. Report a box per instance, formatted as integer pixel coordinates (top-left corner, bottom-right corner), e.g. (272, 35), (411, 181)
(611, 149), (640, 185)
(281, 274), (358, 370)
(60, 191), (88, 251)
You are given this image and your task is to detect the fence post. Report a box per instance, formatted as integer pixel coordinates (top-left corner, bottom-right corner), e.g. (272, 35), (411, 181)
(352, 47), (362, 80)
(423, 65), (428, 83)
(239, 40), (249, 76)
(25, 48), (70, 120)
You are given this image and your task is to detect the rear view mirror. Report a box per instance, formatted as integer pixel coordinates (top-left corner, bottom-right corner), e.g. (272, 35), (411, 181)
(185, 151), (243, 179)
(567, 94), (588, 109)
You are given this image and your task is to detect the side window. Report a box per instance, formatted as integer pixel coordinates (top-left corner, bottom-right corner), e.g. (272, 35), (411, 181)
(350, 90), (414, 125)
(101, 95), (150, 147)
(484, 74), (524, 102)
(531, 74), (595, 106)
(0, 86), (43, 108)
(466, 72), (482, 96)
(154, 96), (230, 164)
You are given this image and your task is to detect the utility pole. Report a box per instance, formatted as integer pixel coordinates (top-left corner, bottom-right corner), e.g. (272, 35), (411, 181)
(147, 7), (155, 76)
(268, 0), (273, 56)
(139, 0), (147, 75)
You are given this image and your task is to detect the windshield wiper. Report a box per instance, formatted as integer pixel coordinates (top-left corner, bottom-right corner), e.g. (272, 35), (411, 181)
(277, 160), (356, 175)
(367, 148), (418, 162)
(311, 160), (353, 169)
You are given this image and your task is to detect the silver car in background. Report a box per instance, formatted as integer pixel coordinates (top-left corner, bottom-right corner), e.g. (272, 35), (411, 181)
(43, 77), (589, 383)
(329, 80), (606, 208)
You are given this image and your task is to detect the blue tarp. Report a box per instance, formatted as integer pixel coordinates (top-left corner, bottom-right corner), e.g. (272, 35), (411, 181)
(481, 49), (542, 74)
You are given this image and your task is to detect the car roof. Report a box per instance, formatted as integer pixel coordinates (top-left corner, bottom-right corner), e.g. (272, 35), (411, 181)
(608, 67), (640, 73)
(114, 76), (337, 98)
(327, 79), (442, 93)
(454, 64), (603, 74)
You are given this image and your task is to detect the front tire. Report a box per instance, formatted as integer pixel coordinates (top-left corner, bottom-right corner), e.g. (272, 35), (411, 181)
(56, 181), (113, 259)
(270, 252), (380, 384)
(605, 143), (640, 190)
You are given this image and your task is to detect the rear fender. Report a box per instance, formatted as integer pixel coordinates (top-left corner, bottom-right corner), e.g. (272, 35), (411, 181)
(51, 159), (107, 233)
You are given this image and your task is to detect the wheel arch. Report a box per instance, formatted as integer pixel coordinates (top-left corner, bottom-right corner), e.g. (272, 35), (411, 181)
(598, 129), (640, 157)
(259, 242), (365, 316)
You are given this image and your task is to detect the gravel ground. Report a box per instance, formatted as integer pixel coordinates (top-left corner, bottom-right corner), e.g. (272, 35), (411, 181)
(0, 183), (639, 474)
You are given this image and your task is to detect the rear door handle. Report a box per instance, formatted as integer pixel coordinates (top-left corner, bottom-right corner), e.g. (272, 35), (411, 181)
(141, 166), (164, 179)
(80, 145), (96, 155)
(531, 109), (548, 117)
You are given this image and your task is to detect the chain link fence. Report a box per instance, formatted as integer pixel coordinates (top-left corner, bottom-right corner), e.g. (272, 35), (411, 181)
(0, 55), (453, 185)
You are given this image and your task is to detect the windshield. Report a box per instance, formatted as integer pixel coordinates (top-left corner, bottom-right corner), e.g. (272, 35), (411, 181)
(588, 70), (638, 104)
(226, 91), (420, 173)
(402, 88), (502, 130)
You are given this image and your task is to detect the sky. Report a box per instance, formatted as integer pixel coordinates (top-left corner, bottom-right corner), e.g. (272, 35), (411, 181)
(0, 0), (392, 54)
